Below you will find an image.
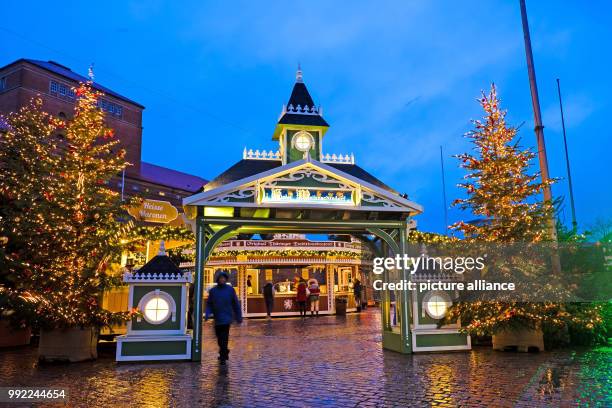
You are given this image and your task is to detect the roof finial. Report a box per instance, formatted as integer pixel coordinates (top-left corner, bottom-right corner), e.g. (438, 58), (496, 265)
(296, 63), (303, 83)
(87, 63), (95, 82)
(158, 240), (167, 256)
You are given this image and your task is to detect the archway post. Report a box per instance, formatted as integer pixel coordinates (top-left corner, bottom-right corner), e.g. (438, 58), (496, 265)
(191, 215), (207, 361)
(398, 225), (412, 353)
(367, 224), (413, 354)
(191, 220), (241, 361)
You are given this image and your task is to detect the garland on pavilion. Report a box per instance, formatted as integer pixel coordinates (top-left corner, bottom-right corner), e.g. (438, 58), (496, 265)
(211, 249), (367, 260)
(441, 85), (602, 337)
(0, 83), (137, 329)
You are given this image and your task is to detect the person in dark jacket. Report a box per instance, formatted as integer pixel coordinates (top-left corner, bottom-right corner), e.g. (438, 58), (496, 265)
(246, 275), (253, 294)
(263, 281), (275, 318)
(353, 279), (363, 311)
(205, 271), (243, 364)
(296, 278), (308, 318)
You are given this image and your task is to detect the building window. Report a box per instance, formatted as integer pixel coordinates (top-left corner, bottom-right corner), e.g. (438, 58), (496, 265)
(0, 77), (6, 91)
(49, 80), (123, 118)
(138, 290), (176, 325)
(49, 80), (75, 100)
(97, 98), (123, 118)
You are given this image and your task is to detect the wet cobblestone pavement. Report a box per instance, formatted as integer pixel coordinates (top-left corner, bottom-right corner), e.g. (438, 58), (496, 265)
(0, 309), (610, 407)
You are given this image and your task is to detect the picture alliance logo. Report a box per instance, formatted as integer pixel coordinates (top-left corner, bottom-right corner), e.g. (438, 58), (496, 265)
(372, 254), (487, 275)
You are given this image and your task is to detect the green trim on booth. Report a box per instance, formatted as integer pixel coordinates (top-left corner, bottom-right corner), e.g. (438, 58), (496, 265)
(121, 340), (188, 356)
(415, 333), (469, 348)
(382, 331), (411, 353)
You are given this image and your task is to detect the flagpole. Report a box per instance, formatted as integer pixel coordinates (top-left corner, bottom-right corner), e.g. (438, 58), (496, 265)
(519, 0), (557, 240)
(556, 78), (577, 231)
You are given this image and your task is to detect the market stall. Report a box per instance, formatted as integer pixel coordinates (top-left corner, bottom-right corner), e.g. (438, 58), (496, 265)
(181, 234), (372, 317)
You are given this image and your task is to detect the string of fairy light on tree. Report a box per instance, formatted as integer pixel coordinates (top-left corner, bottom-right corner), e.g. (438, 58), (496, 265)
(440, 85), (601, 336)
(0, 82), (137, 329)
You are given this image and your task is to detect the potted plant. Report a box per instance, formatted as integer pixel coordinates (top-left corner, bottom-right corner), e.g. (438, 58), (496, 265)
(0, 292), (35, 347)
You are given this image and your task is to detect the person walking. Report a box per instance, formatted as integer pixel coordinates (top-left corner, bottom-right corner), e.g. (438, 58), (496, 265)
(308, 279), (321, 317)
(263, 281), (275, 319)
(205, 271), (243, 364)
(296, 278), (308, 318)
(353, 279), (363, 312)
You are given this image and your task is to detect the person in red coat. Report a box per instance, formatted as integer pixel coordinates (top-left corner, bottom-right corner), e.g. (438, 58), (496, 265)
(296, 278), (308, 318)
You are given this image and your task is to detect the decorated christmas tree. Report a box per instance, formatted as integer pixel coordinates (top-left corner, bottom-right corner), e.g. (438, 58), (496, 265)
(443, 85), (601, 336)
(452, 84), (555, 242)
(0, 83), (134, 329)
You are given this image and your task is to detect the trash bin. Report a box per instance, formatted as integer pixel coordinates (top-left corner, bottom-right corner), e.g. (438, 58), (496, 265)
(335, 297), (347, 315)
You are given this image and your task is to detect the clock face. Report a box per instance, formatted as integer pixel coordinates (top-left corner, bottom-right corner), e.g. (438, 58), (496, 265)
(293, 131), (314, 152)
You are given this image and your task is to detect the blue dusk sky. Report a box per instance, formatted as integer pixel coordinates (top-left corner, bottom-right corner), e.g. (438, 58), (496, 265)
(2, 1), (610, 234)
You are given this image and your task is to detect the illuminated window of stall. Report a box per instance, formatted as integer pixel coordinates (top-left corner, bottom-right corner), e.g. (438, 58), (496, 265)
(423, 291), (451, 320)
(204, 268), (215, 291)
(336, 267), (354, 292)
(138, 290), (176, 324)
(246, 269), (259, 295)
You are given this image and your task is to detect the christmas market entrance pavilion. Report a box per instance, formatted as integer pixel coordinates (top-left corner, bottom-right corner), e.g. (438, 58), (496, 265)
(180, 67), (468, 362)
(183, 155), (423, 361)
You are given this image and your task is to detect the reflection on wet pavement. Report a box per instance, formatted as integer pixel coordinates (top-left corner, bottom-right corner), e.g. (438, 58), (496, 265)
(0, 309), (609, 407)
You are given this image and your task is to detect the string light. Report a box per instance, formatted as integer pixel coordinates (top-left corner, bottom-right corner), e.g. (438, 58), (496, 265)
(0, 82), (136, 329)
(441, 85), (602, 336)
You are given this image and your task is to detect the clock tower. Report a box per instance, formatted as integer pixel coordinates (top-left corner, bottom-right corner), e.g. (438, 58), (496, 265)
(273, 66), (329, 164)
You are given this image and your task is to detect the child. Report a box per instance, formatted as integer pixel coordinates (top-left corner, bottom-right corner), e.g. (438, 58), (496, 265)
(308, 279), (321, 317)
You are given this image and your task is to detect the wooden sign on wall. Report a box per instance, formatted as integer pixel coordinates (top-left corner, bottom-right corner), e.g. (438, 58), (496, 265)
(128, 199), (179, 224)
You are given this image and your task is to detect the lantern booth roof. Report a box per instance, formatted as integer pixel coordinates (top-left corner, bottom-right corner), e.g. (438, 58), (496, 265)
(183, 157), (423, 230)
(123, 252), (192, 284)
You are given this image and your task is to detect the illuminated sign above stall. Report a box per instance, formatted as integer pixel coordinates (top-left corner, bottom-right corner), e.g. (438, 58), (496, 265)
(258, 187), (359, 206)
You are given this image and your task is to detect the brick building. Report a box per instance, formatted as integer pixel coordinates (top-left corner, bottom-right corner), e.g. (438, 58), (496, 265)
(0, 58), (207, 211)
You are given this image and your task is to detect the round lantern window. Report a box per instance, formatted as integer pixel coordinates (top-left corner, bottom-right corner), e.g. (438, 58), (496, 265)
(138, 290), (176, 324)
(423, 291), (452, 320)
(293, 131), (314, 152)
